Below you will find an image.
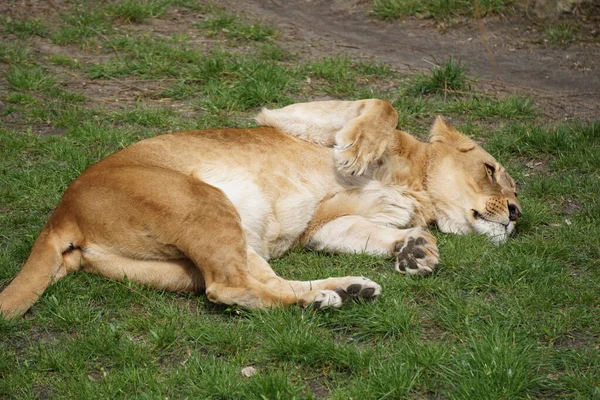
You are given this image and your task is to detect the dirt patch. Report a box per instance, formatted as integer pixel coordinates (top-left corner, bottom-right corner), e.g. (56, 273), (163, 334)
(172, 297), (201, 314)
(562, 198), (583, 215)
(306, 377), (331, 399)
(1, 108), (65, 135)
(522, 155), (554, 176)
(554, 332), (598, 349)
(219, 0), (600, 120)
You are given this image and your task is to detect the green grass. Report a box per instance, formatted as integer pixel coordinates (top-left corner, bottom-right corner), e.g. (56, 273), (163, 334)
(546, 23), (575, 44)
(51, 10), (109, 45)
(46, 54), (80, 68)
(405, 57), (469, 95)
(0, 42), (32, 65)
(372, 0), (515, 20)
(107, 0), (169, 23)
(7, 66), (56, 92)
(303, 56), (394, 98)
(198, 12), (276, 42)
(1, 1), (599, 399)
(1, 17), (48, 38)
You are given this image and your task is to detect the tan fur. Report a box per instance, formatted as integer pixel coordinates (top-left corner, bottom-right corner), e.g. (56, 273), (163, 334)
(0, 99), (521, 319)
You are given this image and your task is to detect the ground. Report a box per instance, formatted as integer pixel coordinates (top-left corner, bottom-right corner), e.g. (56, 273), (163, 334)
(3, 0), (599, 120)
(0, 0), (599, 399)
(221, 0), (599, 119)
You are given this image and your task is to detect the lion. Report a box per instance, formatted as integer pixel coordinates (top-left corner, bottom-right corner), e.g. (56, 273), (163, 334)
(0, 99), (521, 319)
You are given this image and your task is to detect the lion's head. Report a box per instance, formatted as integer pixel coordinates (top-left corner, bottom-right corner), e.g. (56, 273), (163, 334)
(426, 116), (522, 244)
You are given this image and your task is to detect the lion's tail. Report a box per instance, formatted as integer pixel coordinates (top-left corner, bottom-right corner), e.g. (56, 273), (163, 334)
(0, 222), (78, 319)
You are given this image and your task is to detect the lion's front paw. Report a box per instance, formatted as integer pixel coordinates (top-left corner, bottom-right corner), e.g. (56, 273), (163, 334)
(394, 228), (439, 276)
(334, 133), (389, 176)
(334, 277), (382, 302)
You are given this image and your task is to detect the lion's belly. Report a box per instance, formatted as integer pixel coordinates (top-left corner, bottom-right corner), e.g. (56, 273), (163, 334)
(196, 167), (331, 260)
(116, 128), (339, 259)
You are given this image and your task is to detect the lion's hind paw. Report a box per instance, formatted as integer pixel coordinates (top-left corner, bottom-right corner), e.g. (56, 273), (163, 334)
(306, 290), (344, 309)
(302, 278), (381, 309)
(334, 277), (382, 302)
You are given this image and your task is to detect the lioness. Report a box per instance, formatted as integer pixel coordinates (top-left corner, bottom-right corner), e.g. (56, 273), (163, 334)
(0, 100), (521, 319)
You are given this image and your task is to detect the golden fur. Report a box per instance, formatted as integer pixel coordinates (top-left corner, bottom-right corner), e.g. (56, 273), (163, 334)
(0, 99), (521, 318)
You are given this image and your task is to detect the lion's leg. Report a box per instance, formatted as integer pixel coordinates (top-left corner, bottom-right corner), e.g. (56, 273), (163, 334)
(56, 166), (349, 310)
(137, 174), (347, 309)
(79, 251), (205, 293)
(306, 215), (439, 276)
(78, 245), (345, 310)
(189, 253), (346, 310)
(80, 249), (347, 309)
(245, 246), (381, 302)
(256, 99), (398, 175)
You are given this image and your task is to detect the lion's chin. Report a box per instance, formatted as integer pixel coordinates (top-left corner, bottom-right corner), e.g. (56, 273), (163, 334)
(435, 212), (516, 244)
(472, 219), (516, 245)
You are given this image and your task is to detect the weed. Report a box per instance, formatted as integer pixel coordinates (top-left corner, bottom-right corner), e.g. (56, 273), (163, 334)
(107, 106), (175, 127)
(257, 43), (291, 62)
(405, 57), (469, 95)
(546, 23), (574, 44)
(246, 371), (306, 399)
(393, 95), (432, 130)
(372, 0), (422, 20)
(7, 66), (56, 92)
(198, 12), (275, 41)
(0, 42), (32, 65)
(303, 56), (392, 97)
(1, 17), (47, 38)
(107, 0), (168, 23)
(52, 10), (108, 45)
(6, 93), (38, 106)
(46, 54), (80, 68)
(441, 95), (536, 119)
(161, 79), (200, 99)
(305, 56), (353, 82)
(355, 61), (392, 76)
(372, 0), (515, 20)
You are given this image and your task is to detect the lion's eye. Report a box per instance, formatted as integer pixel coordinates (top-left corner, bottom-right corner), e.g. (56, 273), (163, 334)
(484, 163), (496, 182)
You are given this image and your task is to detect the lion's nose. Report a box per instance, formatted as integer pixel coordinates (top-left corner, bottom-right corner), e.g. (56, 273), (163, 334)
(508, 202), (522, 221)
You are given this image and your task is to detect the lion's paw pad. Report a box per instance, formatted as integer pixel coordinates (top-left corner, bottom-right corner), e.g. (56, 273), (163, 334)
(394, 231), (439, 276)
(335, 277), (382, 302)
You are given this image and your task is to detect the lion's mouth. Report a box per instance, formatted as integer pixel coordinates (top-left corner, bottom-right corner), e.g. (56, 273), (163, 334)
(471, 209), (516, 244)
(472, 209), (510, 229)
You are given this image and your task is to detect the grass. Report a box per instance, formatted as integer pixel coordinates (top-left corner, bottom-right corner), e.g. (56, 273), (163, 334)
(51, 10), (109, 45)
(107, 0), (169, 23)
(1, 17), (48, 38)
(405, 58), (469, 96)
(372, 0), (515, 20)
(546, 23), (575, 44)
(0, 1), (599, 399)
(7, 66), (56, 92)
(0, 42), (32, 65)
(198, 12), (276, 42)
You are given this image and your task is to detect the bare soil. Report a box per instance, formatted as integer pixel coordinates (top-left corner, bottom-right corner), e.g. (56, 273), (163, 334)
(220, 0), (600, 120)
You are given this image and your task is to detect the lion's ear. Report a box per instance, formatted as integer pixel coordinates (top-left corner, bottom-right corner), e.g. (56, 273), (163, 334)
(429, 116), (476, 152)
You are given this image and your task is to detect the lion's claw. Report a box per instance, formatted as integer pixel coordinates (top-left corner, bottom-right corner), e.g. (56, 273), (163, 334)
(334, 133), (389, 176)
(394, 228), (439, 276)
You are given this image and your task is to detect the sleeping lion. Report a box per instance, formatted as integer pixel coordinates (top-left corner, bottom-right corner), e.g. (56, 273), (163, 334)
(0, 99), (521, 318)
